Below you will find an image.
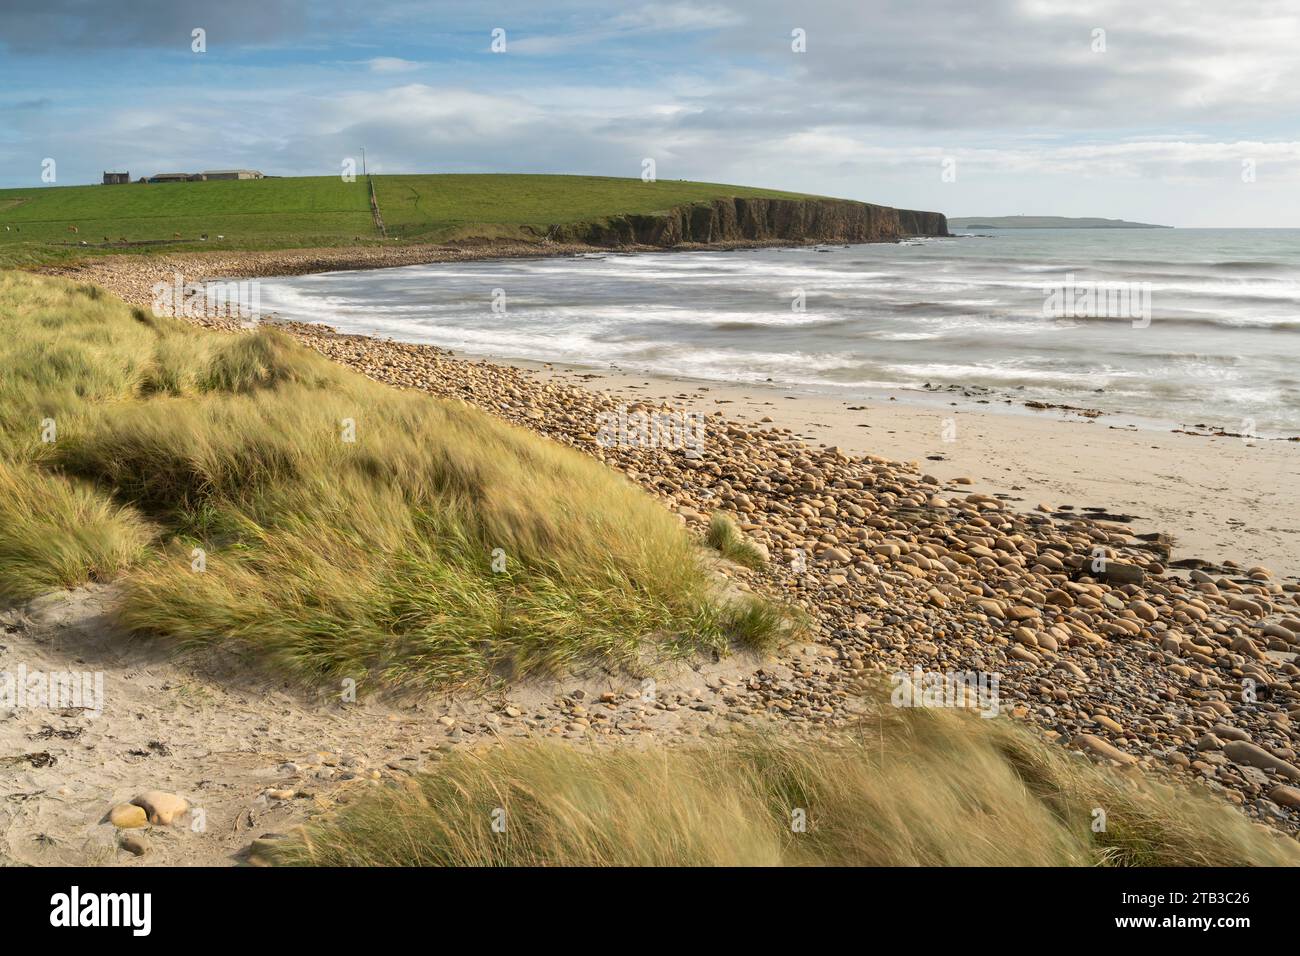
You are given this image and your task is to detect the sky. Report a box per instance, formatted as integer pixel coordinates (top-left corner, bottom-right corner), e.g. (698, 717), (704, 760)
(1, 0), (1298, 226)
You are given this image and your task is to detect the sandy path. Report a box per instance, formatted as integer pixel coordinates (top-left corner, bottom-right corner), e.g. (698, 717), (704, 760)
(0, 583), (817, 866)
(0, 586), (427, 865)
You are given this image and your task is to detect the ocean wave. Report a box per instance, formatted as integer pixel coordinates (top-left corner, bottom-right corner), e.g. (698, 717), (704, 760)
(711, 318), (853, 332)
(252, 241), (1300, 431)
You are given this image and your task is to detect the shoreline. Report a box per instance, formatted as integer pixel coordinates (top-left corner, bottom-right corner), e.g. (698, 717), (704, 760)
(497, 356), (1300, 582)
(35, 242), (1300, 579)
(428, 340), (1300, 441)
(37, 235), (857, 286)
(46, 237), (1300, 442)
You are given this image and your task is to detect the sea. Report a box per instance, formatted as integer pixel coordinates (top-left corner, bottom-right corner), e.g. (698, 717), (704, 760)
(245, 228), (1300, 435)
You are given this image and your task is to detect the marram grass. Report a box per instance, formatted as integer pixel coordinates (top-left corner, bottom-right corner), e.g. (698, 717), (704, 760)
(0, 271), (784, 689)
(705, 512), (767, 570)
(271, 700), (1300, 867)
(0, 459), (151, 602)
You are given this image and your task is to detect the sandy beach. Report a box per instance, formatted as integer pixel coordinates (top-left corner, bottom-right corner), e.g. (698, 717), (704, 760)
(527, 362), (1300, 581)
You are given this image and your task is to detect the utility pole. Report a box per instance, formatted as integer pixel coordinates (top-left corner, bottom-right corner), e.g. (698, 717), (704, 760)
(361, 147), (367, 177)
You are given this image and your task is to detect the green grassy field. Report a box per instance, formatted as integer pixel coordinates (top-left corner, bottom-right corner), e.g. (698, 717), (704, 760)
(0, 174), (819, 267)
(0, 177), (373, 265)
(376, 174), (815, 241)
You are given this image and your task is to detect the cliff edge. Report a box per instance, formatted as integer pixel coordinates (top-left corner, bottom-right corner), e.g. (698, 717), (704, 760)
(549, 196), (949, 246)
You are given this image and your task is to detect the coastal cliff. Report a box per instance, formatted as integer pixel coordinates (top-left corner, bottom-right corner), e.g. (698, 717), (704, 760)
(549, 196), (949, 246)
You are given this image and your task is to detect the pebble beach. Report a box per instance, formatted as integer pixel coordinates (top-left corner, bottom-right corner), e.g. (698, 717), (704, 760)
(40, 245), (1300, 839)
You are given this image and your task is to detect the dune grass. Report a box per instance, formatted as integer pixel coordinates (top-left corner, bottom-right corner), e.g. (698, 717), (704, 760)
(705, 512), (768, 570)
(0, 272), (782, 689)
(271, 697), (1299, 867)
(0, 277), (165, 598)
(0, 460), (152, 602)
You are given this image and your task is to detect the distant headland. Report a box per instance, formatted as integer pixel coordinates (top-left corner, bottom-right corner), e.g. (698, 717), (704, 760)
(948, 215), (1172, 230)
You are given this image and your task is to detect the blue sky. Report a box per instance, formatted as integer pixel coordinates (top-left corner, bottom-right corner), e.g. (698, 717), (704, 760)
(2, 0), (1298, 225)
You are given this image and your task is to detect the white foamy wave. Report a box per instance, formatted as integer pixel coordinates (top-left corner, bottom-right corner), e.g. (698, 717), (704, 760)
(250, 235), (1300, 433)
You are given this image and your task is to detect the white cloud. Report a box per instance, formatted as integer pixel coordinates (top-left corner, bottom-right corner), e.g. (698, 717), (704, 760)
(763, 134), (1300, 181)
(366, 57), (427, 74)
(321, 84), (547, 138)
(702, 0), (1300, 129)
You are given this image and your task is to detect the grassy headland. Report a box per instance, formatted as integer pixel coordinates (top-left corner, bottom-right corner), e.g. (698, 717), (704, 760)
(0, 272), (782, 689)
(0, 174), (822, 269)
(377, 173), (818, 241)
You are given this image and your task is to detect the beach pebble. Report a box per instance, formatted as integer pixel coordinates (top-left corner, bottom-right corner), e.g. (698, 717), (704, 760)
(1097, 562), (1145, 585)
(1092, 714), (1124, 735)
(130, 790), (189, 826)
(1077, 733), (1137, 766)
(108, 804), (148, 829)
(1262, 622), (1297, 644)
(1222, 741), (1300, 783)
(1269, 785), (1300, 810)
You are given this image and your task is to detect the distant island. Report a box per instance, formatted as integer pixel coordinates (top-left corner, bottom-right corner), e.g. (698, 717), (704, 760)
(948, 215), (1172, 230)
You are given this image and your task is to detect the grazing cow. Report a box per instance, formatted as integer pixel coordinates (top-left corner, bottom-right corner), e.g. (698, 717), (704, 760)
(67, 225), (79, 233)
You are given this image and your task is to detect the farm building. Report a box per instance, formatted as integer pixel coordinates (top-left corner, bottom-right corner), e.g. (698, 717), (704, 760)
(102, 171), (130, 185)
(202, 169), (264, 180)
(143, 169), (265, 183)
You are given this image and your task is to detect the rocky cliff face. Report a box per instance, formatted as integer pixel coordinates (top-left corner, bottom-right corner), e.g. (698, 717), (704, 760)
(550, 197), (948, 246)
